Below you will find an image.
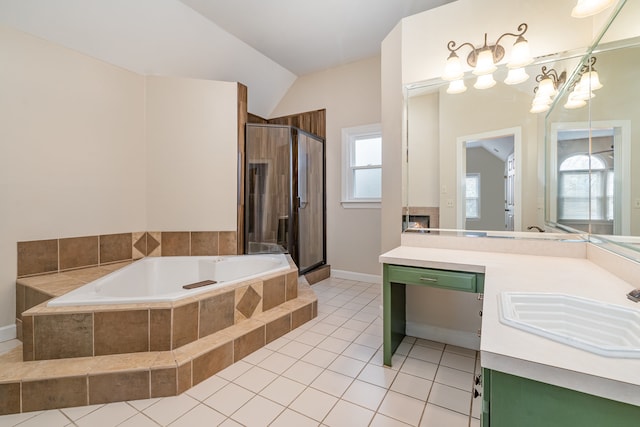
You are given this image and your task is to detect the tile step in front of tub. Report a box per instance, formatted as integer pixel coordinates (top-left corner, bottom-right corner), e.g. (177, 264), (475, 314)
(17, 257), (300, 361)
(0, 283), (317, 416)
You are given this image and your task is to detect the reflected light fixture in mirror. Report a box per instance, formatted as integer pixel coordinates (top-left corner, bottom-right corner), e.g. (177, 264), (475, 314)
(442, 23), (533, 94)
(571, 0), (616, 18)
(530, 66), (566, 113)
(564, 56), (604, 108)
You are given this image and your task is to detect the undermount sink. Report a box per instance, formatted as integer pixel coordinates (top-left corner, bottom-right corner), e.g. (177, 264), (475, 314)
(499, 292), (640, 358)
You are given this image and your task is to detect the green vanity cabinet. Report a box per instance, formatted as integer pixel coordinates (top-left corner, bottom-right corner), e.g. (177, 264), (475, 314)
(481, 368), (640, 427)
(382, 263), (484, 366)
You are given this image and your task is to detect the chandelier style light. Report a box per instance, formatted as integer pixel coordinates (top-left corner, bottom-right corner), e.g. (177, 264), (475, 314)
(442, 23), (534, 94)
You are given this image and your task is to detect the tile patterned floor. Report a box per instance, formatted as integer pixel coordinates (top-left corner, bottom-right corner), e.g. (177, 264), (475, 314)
(0, 277), (482, 427)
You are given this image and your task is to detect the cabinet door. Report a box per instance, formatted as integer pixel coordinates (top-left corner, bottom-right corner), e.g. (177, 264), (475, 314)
(487, 369), (640, 427)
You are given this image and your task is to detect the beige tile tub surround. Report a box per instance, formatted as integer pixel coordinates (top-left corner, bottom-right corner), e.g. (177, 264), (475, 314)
(0, 281), (317, 415)
(20, 256), (299, 361)
(16, 230), (239, 278)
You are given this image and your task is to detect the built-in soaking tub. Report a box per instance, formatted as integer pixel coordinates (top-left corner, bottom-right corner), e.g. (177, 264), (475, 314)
(48, 254), (290, 307)
(21, 253), (302, 361)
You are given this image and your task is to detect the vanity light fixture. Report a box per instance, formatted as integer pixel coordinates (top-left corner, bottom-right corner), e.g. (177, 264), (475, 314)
(442, 23), (533, 94)
(571, 0), (616, 18)
(529, 66), (566, 113)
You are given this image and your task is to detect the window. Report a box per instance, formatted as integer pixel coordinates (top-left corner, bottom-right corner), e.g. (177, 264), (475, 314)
(341, 124), (382, 208)
(558, 154), (613, 221)
(465, 174), (481, 219)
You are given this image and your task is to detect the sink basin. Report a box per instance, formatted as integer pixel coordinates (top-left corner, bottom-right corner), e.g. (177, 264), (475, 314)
(499, 292), (640, 358)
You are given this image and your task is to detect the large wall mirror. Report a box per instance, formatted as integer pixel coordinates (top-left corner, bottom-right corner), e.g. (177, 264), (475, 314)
(544, 0), (640, 259)
(403, 0), (639, 260)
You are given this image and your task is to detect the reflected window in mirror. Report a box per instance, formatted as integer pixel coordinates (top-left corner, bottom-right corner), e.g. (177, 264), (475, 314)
(466, 173), (481, 220)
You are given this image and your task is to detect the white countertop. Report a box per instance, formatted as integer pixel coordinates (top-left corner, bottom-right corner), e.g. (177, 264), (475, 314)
(380, 241), (640, 406)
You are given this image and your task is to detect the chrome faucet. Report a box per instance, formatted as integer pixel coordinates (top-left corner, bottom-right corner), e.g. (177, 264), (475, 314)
(527, 225), (545, 232)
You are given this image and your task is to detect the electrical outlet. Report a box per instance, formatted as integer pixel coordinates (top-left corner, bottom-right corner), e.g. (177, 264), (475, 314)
(635, 199), (640, 209)
(446, 199), (454, 208)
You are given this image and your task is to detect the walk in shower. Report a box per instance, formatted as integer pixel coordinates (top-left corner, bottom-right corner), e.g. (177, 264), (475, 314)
(245, 124), (325, 274)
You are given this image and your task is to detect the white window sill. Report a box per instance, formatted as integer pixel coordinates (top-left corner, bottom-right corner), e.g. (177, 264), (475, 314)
(341, 200), (381, 209)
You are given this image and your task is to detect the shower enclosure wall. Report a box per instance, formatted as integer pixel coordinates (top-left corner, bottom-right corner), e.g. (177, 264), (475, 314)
(245, 124), (326, 274)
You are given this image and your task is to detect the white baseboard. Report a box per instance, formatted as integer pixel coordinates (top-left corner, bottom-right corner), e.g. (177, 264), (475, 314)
(0, 324), (17, 342)
(331, 269), (382, 284)
(406, 322), (480, 351)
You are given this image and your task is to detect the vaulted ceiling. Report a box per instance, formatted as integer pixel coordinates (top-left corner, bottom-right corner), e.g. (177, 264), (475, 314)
(0, 0), (454, 116)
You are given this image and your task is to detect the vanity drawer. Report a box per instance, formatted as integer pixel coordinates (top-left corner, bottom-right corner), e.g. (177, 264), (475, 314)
(387, 265), (478, 292)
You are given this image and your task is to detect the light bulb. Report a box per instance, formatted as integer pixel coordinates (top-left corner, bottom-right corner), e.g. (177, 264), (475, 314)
(537, 77), (557, 98)
(508, 37), (534, 69)
(504, 67), (529, 85)
(447, 79), (467, 94)
(571, 0), (615, 18)
(473, 48), (497, 76)
(442, 53), (464, 81)
(564, 91), (587, 109)
(530, 103), (550, 114)
(581, 70), (603, 90)
(474, 73), (496, 90)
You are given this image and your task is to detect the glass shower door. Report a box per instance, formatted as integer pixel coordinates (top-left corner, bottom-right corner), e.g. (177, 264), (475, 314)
(294, 129), (325, 273)
(245, 125), (291, 254)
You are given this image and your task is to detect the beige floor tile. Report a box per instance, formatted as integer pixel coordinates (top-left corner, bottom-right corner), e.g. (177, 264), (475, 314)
(233, 366), (278, 393)
(259, 376), (306, 406)
(289, 387), (338, 422)
(126, 398), (161, 412)
(435, 365), (474, 392)
(270, 408), (319, 427)
(11, 410), (69, 427)
(420, 403), (469, 427)
(204, 383), (254, 417)
(168, 405), (226, 427)
(282, 360), (324, 385)
(399, 357), (438, 381)
(357, 363), (398, 388)
(301, 347), (338, 367)
(427, 383), (472, 415)
(185, 374), (229, 401)
(293, 330), (327, 346)
(323, 400), (374, 427)
(444, 344), (477, 358)
(369, 413), (413, 426)
(439, 352), (476, 373)
(390, 372), (433, 401)
(239, 347), (274, 365)
(310, 369), (354, 397)
(60, 403), (104, 421)
(354, 332), (383, 349)
(118, 413), (158, 427)
(378, 390), (426, 426)
(342, 342), (377, 362)
(142, 394), (199, 426)
(327, 355), (366, 378)
(230, 395), (284, 427)
(330, 327), (361, 341)
(408, 345), (443, 364)
(216, 360), (252, 381)
(342, 379), (388, 411)
(317, 336), (351, 354)
(414, 338), (445, 350)
(259, 351), (298, 374)
(76, 402), (137, 427)
(276, 340), (314, 359)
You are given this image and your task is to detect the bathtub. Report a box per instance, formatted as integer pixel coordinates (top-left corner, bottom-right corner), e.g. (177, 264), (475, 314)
(47, 254), (291, 307)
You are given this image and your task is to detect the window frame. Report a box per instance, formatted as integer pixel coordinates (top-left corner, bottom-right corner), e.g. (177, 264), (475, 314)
(341, 124), (382, 209)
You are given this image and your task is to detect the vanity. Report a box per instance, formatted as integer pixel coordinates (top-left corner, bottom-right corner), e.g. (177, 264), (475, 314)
(380, 233), (640, 427)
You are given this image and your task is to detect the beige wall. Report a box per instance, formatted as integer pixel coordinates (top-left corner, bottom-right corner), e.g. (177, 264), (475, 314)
(270, 56), (382, 276)
(0, 27), (239, 333)
(0, 26), (146, 329)
(146, 76), (238, 231)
